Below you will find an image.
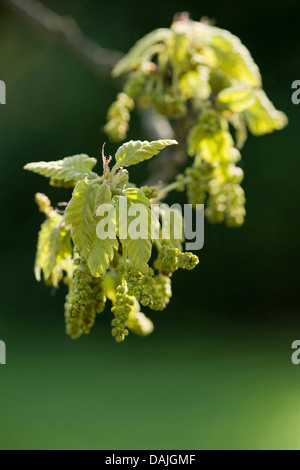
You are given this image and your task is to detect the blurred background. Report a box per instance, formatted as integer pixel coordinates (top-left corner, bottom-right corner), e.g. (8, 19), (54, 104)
(0, 0), (299, 450)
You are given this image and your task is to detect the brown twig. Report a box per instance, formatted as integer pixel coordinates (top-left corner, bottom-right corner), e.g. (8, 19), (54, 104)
(1, 0), (181, 185)
(0, 0), (123, 79)
(144, 117), (188, 186)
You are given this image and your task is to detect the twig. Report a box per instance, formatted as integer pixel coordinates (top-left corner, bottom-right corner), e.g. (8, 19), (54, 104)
(0, 0), (123, 78)
(1, 0), (181, 185)
(144, 117), (188, 186)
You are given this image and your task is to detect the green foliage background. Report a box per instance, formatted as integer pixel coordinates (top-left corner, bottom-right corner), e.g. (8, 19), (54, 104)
(0, 0), (299, 449)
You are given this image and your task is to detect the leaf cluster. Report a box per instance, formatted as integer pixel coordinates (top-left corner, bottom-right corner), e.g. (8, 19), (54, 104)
(105, 16), (287, 227)
(25, 140), (199, 341)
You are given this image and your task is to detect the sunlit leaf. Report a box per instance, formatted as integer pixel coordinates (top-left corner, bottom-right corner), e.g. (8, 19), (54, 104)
(159, 203), (184, 250)
(243, 90), (288, 135)
(179, 68), (211, 101)
(217, 85), (254, 113)
(24, 154), (98, 184)
(201, 24), (262, 87)
(115, 139), (177, 167)
(124, 187), (151, 206)
(35, 214), (72, 287)
(188, 123), (233, 164)
(64, 180), (99, 260)
(114, 195), (152, 273)
(112, 28), (172, 77)
(95, 183), (112, 211)
(122, 238), (152, 273)
(88, 238), (118, 277)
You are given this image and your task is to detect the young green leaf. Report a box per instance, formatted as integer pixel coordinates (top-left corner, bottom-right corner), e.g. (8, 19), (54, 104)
(123, 205), (152, 273)
(64, 180), (99, 260)
(187, 124), (206, 156)
(66, 180), (118, 277)
(179, 68), (211, 101)
(243, 90), (288, 135)
(159, 203), (184, 250)
(217, 86), (254, 113)
(95, 182), (112, 211)
(201, 24), (262, 87)
(24, 154), (98, 184)
(35, 214), (72, 287)
(122, 238), (152, 274)
(124, 187), (151, 206)
(88, 238), (118, 277)
(198, 130), (233, 164)
(231, 114), (248, 149)
(114, 194), (152, 273)
(115, 139), (177, 167)
(112, 28), (172, 77)
(92, 190), (118, 277)
(188, 123), (233, 164)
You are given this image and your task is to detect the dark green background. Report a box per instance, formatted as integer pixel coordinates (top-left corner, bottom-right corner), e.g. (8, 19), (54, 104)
(0, 0), (299, 450)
